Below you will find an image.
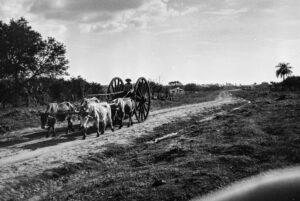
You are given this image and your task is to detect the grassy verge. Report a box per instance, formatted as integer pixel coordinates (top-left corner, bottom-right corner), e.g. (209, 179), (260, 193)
(0, 106), (42, 134)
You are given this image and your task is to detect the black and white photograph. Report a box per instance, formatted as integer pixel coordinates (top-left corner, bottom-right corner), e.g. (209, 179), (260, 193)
(0, 0), (300, 200)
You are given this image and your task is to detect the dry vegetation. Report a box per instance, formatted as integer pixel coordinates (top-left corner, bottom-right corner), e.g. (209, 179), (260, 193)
(1, 89), (300, 201)
(0, 106), (43, 134)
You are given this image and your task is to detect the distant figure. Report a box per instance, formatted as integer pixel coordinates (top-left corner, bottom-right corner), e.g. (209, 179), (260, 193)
(124, 78), (134, 97)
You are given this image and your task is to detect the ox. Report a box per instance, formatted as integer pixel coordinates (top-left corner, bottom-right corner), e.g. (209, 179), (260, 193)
(111, 98), (136, 129)
(82, 97), (100, 104)
(79, 97), (101, 112)
(40, 102), (78, 137)
(80, 101), (114, 140)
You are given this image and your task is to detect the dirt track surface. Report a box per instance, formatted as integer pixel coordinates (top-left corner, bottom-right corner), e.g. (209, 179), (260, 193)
(0, 91), (244, 190)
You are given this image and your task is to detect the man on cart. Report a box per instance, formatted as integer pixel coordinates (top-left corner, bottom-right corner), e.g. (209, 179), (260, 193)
(124, 78), (134, 97)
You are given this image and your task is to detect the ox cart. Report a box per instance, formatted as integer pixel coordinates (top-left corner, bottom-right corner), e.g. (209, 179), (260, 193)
(40, 77), (151, 138)
(87, 77), (151, 123)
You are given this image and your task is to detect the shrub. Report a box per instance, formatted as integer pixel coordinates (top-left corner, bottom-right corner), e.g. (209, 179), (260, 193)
(281, 76), (300, 91)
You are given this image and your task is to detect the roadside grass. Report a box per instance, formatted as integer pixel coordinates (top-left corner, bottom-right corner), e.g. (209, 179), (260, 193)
(0, 106), (42, 134)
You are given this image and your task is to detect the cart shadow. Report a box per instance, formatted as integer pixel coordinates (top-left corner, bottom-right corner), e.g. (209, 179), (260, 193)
(20, 131), (82, 150)
(19, 126), (110, 150)
(0, 121), (135, 149)
(0, 125), (81, 148)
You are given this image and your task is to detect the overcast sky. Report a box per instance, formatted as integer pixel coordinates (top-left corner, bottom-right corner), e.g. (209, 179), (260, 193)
(1, 0), (299, 85)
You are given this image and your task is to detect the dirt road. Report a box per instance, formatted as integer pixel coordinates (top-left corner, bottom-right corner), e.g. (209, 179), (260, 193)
(0, 91), (245, 190)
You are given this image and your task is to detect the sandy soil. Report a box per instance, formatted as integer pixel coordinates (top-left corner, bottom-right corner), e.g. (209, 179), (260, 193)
(0, 91), (244, 190)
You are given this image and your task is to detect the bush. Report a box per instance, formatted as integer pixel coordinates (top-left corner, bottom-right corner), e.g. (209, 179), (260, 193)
(184, 83), (198, 91)
(271, 76), (300, 91)
(281, 76), (300, 91)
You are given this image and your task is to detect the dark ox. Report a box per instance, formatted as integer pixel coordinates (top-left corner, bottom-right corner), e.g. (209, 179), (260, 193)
(111, 98), (136, 129)
(40, 102), (78, 137)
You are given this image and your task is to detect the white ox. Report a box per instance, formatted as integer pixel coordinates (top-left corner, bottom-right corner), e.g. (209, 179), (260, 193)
(80, 101), (114, 139)
(83, 97), (100, 103)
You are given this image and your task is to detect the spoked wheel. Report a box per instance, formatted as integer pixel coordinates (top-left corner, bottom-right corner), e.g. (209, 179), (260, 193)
(107, 77), (124, 100)
(134, 77), (151, 122)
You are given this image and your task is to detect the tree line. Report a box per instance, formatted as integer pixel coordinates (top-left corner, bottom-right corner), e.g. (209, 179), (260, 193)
(0, 18), (103, 108)
(0, 76), (104, 108)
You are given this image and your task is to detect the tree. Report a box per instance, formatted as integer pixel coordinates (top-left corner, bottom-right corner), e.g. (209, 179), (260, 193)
(0, 17), (69, 106)
(149, 81), (156, 97)
(86, 82), (103, 95)
(275, 63), (293, 80)
(168, 81), (183, 87)
(32, 37), (69, 79)
(184, 83), (199, 91)
(0, 80), (13, 108)
(149, 81), (163, 98)
(69, 76), (87, 100)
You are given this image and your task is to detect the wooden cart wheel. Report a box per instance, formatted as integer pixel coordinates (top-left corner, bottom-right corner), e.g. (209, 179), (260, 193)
(107, 77), (124, 99)
(134, 77), (151, 122)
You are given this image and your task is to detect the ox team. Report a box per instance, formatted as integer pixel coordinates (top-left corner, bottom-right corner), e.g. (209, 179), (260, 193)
(40, 78), (136, 139)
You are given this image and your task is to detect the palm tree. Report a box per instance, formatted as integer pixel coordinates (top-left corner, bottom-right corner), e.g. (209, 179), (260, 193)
(275, 63), (293, 80)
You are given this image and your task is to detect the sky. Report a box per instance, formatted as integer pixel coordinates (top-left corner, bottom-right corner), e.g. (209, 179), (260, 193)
(0, 0), (300, 85)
